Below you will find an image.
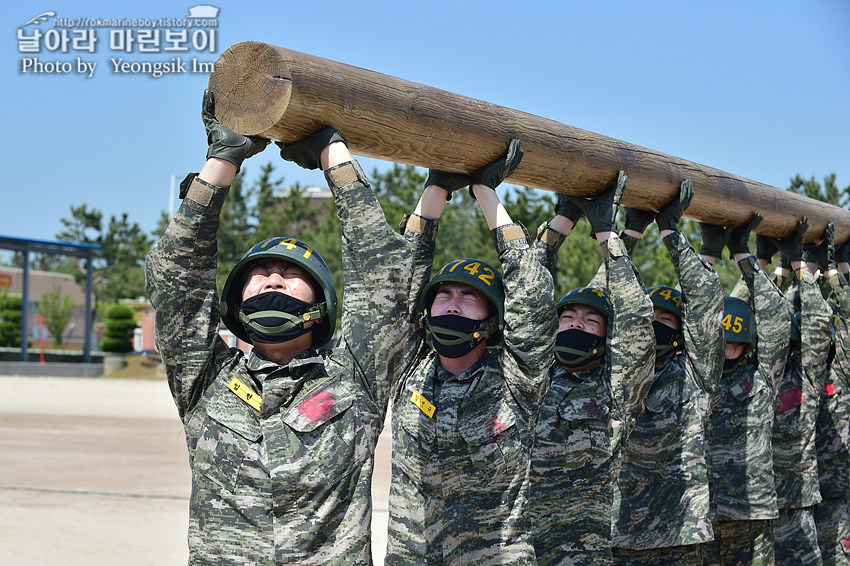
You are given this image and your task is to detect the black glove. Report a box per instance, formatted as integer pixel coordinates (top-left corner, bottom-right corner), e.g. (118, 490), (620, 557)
(655, 179), (694, 232)
(277, 126), (346, 170)
(836, 239), (850, 265)
(623, 207), (654, 234)
(727, 213), (763, 256)
(203, 89), (269, 169)
(778, 254), (791, 270)
(469, 139), (523, 198)
(563, 171), (627, 235)
(699, 222), (730, 259)
(555, 193), (584, 224)
(425, 169), (470, 201)
(755, 234), (779, 264)
(805, 222), (836, 272)
(771, 217), (809, 262)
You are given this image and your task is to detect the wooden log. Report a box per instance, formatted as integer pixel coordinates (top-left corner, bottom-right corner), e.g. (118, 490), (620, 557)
(208, 41), (847, 243)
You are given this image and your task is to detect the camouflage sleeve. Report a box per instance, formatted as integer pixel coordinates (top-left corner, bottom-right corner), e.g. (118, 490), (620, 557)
(665, 231), (724, 393)
(828, 274), (850, 384)
(144, 175), (232, 418)
(828, 272), (850, 318)
(736, 256), (791, 392)
(324, 160), (415, 415)
(798, 267), (833, 385)
(394, 212), (440, 392)
(496, 222), (557, 413)
(531, 221), (567, 272)
(604, 234), (656, 431)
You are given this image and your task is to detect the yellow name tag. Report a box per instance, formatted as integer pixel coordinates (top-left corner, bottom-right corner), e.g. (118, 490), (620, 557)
(228, 377), (262, 412)
(410, 390), (436, 418)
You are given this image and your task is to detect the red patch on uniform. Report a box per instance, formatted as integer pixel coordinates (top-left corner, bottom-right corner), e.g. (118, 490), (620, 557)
(585, 399), (600, 414)
(842, 536), (850, 552)
(776, 387), (803, 413)
(742, 380), (752, 392)
(486, 413), (505, 437)
(298, 390), (335, 423)
(824, 382), (836, 397)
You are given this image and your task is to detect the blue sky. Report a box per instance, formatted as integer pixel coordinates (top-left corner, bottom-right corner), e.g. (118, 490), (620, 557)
(2, 0), (848, 259)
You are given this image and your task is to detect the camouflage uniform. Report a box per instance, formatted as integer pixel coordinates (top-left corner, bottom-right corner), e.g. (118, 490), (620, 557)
(529, 226), (656, 566)
(699, 256), (790, 566)
(772, 267), (832, 565)
(145, 161), (412, 565)
(816, 274), (850, 566)
(385, 220), (556, 566)
(611, 231), (724, 564)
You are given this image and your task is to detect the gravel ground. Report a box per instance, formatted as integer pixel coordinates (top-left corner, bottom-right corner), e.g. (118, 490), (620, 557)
(0, 375), (391, 565)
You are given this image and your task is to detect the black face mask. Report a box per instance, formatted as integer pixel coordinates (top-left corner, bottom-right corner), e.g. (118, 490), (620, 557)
(554, 328), (605, 370)
(723, 352), (748, 375)
(652, 320), (683, 361)
(426, 314), (495, 359)
(238, 292), (326, 344)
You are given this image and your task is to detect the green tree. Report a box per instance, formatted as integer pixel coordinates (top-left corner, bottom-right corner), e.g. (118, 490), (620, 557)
(38, 284), (76, 347)
(787, 172), (848, 208)
(216, 170), (257, 291)
(56, 204), (154, 312)
(100, 303), (136, 353)
(0, 290), (23, 347)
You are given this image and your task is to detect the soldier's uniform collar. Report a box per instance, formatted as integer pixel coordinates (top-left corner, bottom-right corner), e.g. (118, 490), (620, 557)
(435, 350), (495, 382)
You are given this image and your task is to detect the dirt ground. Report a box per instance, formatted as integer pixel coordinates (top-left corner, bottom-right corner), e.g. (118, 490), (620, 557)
(0, 374), (392, 565)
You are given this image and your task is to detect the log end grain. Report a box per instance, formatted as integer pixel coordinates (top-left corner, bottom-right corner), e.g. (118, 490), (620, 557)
(208, 41), (292, 137)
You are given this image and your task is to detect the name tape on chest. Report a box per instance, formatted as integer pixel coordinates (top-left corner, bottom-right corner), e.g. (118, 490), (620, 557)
(228, 377), (262, 412)
(410, 390), (436, 418)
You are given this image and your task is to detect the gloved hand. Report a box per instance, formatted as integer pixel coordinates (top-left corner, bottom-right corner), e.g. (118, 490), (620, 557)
(563, 170), (627, 235)
(755, 234), (779, 264)
(203, 89), (269, 169)
(699, 222), (730, 259)
(655, 179), (694, 232)
(727, 213), (763, 256)
(623, 207), (654, 234)
(771, 217), (809, 262)
(425, 169), (470, 201)
(805, 222), (836, 272)
(277, 126), (347, 170)
(469, 139), (523, 198)
(555, 193), (584, 224)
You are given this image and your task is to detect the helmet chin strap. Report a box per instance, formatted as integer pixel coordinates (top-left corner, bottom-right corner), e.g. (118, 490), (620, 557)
(426, 317), (499, 347)
(239, 303), (326, 335)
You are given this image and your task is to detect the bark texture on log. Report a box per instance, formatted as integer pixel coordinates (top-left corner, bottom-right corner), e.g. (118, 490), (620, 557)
(209, 41), (846, 243)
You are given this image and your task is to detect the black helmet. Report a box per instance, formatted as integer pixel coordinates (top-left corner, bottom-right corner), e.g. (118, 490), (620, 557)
(557, 287), (612, 320)
(419, 258), (504, 346)
(722, 296), (756, 346)
(220, 237), (337, 347)
(647, 285), (683, 320)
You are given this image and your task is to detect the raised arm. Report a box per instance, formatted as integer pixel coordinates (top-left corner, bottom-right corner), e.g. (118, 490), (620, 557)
(145, 90), (268, 417)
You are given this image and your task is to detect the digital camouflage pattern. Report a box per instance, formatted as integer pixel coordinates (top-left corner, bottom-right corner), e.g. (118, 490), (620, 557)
(773, 506), (823, 565)
(529, 227), (656, 566)
(699, 519), (775, 566)
(816, 497), (850, 566)
(699, 256), (789, 566)
(771, 267), (832, 564)
(612, 231), (724, 551)
(145, 161), (414, 566)
(816, 274), (850, 566)
(385, 220), (557, 566)
(704, 256), (788, 522)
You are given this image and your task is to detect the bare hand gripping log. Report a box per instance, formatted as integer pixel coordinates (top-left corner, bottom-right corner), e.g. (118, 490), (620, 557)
(208, 41), (847, 243)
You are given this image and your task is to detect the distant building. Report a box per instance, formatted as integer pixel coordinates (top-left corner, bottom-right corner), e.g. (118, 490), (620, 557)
(0, 266), (98, 349)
